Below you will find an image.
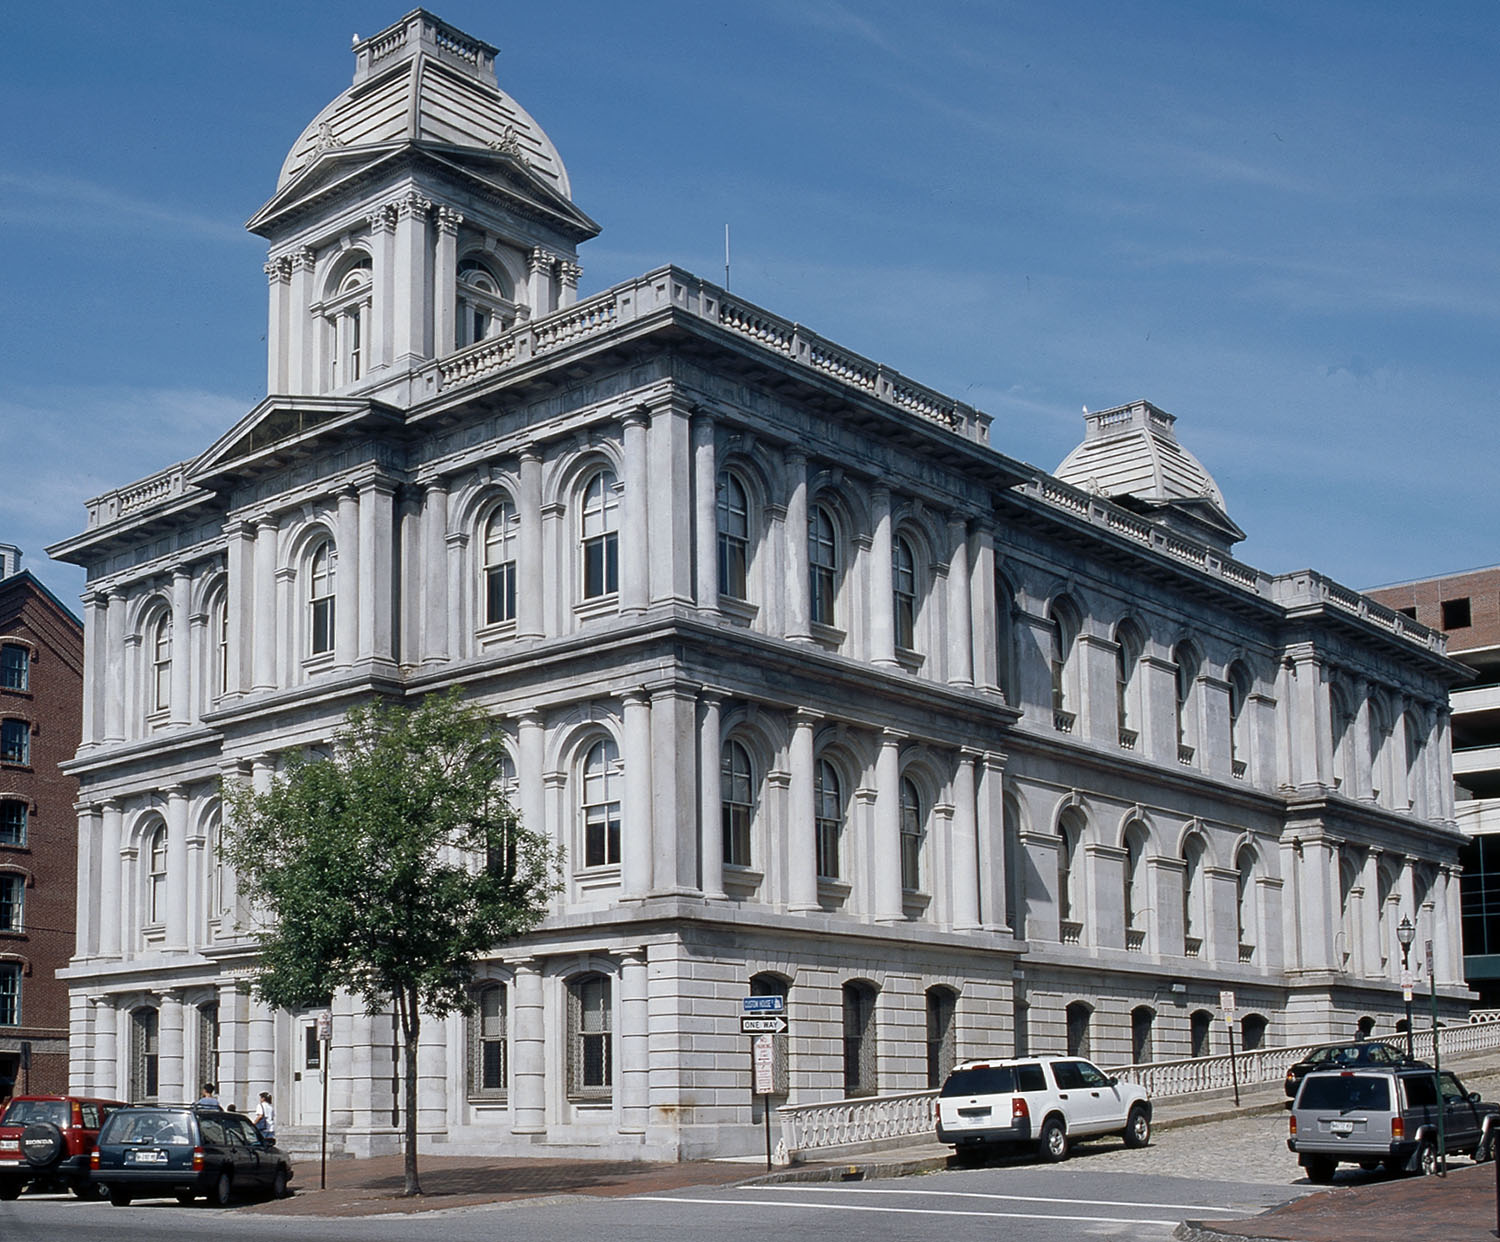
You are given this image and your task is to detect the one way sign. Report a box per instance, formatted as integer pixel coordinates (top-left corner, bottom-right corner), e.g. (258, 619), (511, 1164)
(741, 1015), (789, 1035)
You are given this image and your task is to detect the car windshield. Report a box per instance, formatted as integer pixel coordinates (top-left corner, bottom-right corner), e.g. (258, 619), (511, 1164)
(940, 1066), (1016, 1097)
(1299, 1075), (1391, 1112)
(102, 1110), (194, 1145)
(1, 1100), (69, 1127)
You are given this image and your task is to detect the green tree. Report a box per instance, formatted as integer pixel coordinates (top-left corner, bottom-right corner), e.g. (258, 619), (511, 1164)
(223, 687), (560, 1196)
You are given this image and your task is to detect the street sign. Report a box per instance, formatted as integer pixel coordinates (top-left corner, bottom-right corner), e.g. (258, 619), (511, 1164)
(1425, 940), (1434, 976)
(316, 1009), (333, 1041)
(1219, 989), (1236, 1019)
(753, 1034), (775, 1094)
(741, 1016), (789, 1035)
(743, 996), (785, 1014)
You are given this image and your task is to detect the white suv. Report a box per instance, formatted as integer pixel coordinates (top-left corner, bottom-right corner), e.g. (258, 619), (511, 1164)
(935, 1055), (1152, 1163)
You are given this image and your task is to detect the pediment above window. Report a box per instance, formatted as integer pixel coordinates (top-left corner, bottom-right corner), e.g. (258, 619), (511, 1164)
(188, 395), (405, 490)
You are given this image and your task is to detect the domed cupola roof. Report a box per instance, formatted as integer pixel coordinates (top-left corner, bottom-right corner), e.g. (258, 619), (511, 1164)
(1055, 400), (1245, 549)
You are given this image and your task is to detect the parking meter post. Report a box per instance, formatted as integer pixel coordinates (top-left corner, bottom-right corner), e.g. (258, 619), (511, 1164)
(321, 1033), (330, 1190)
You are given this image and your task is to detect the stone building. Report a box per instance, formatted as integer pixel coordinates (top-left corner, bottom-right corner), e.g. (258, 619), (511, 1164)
(0, 547), (83, 1096)
(50, 10), (1470, 1159)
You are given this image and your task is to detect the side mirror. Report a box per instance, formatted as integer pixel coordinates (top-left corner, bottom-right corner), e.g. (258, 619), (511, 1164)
(1107, 1077), (1118, 1087)
(1469, 1092), (1482, 1104)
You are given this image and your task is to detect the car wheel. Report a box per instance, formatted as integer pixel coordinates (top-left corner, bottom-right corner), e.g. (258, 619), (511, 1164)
(213, 1170), (233, 1207)
(1476, 1130), (1496, 1163)
(1304, 1156), (1336, 1184)
(72, 1182), (103, 1200)
(175, 1189), (197, 1205)
(0, 1180), (20, 1201)
(1122, 1105), (1151, 1149)
(1417, 1139), (1438, 1177)
(109, 1188), (133, 1207)
(271, 1167), (289, 1199)
(1038, 1116), (1069, 1163)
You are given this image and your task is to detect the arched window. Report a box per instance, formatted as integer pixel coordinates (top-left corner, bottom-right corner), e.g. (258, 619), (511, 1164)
(925, 986), (957, 1088)
(206, 814), (223, 929)
(0, 720), (28, 766)
(1330, 684), (1354, 790)
(0, 872), (23, 933)
(1048, 599), (1079, 731)
(1182, 834), (1206, 956)
(1236, 846), (1258, 961)
(1174, 643), (1199, 763)
(146, 823), (168, 925)
(1057, 809), (1084, 937)
(1065, 1000), (1092, 1057)
(132, 1007), (160, 1100)
(842, 981), (878, 1097)
(1114, 621), (1143, 749)
(469, 982), (508, 1098)
(1003, 793), (1024, 937)
(721, 739), (754, 868)
(716, 471), (749, 601)
(1123, 822), (1147, 947)
(567, 973), (612, 1100)
(995, 575), (1016, 702)
(1228, 662), (1253, 778)
(308, 540), (336, 656)
(197, 1002), (219, 1090)
(1404, 710), (1425, 815)
(899, 775), (924, 892)
(580, 471), (620, 599)
(456, 257), (513, 348)
(1338, 855), (1359, 969)
(482, 500), (519, 626)
(1131, 1005), (1155, 1064)
(815, 759), (843, 880)
(150, 613), (172, 713)
(808, 505), (838, 627)
(1368, 698), (1389, 802)
(488, 752), (519, 877)
(211, 592), (229, 697)
(0, 801), (25, 847)
(581, 739), (622, 868)
(1190, 1008), (1213, 1058)
(893, 534), (918, 651)
(0, 644), (28, 692)
(325, 258), (372, 389)
(1376, 862), (1398, 971)
(1241, 1013), (1268, 1052)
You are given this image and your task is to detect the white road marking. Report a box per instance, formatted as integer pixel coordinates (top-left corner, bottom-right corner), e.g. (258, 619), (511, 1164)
(739, 1183), (1243, 1213)
(626, 1194), (1180, 1226)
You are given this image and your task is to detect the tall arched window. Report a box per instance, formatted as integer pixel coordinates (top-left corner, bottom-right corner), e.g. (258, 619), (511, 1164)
(132, 1007), (160, 1101)
(1376, 862), (1398, 971)
(581, 739), (622, 868)
(1048, 599), (1079, 731)
(1057, 809), (1084, 936)
(325, 258), (372, 389)
(1404, 710), (1425, 815)
(482, 500), (519, 626)
(808, 505), (838, 627)
(1338, 855), (1359, 969)
(308, 540), (336, 656)
(488, 753), (520, 878)
(150, 613), (172, 713)
(1330, 684), (1354, 790)
(456, 258), (513, 347)
(899, 775), (924, 892)
(1241, 1013), (1268, 1052)
(716, 471), (749, 601)
(567, 973), (612, 1100)
(147, 824), (168, 925)
(893, 535), (918, 650)
(721, 739), (754, 868)
(1236, 846), (1258, 961)
(925, 986), (957, 1088)
(815, 759), (843, 880)
(1003, 793), (1024, 937)
(1190, 1008), (1213, 1058)
(1123, 821), (1147, 948)
(842, 981), (878, 1097)
(1368, 698), (1389, 803)
(1065, 1000), (1092, 1057)
(197, 1002), (219, 1091)
(211, 592), (229, 697)
(1131, 1005), (1155, 1064)
(1182, 834), (1206, 956)
(1174, 643), (1199, 763)
(581, 471), (620, 599)
(1114, 620), (1143, 749)
(469, 982), (508, 1098)
(1228, 662), (1253, 778)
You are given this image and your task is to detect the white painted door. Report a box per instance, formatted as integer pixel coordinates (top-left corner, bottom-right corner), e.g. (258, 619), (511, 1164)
(291, 1017), (324, 1127)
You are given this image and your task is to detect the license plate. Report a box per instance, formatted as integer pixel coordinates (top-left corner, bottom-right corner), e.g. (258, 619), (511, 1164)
(1330, 1120), (1354, 1135)
(128, 1149), (168, 1164)
(957, 1106), (991, 1117)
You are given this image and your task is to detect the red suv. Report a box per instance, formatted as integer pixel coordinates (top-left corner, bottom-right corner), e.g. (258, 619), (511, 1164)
(0, 1095), (128, 1199)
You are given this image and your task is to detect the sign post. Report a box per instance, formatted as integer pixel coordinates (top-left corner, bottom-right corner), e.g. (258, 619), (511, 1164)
(1427, 941), (1445, 1176)
(1220, 991), (1239, 1107)
(743, 997), (787, 1171)
(316, 1009), (332, 1189)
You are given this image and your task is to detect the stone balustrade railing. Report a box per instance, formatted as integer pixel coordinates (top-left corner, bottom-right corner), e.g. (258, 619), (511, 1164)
(774, 1016), (1500, 1162)
(84, 462), (192, 529)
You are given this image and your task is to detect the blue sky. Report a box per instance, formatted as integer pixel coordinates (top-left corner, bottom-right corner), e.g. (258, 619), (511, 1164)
(3, 1), (1496, 608)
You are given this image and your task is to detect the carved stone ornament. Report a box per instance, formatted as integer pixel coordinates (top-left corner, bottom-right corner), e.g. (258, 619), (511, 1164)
(314, 120), (344, 154)
(488, 124), (529, 166)
(530, 247), (557, 275)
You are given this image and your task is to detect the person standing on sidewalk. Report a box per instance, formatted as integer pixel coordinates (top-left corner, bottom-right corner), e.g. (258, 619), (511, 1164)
(252, 1091), (276, 1141)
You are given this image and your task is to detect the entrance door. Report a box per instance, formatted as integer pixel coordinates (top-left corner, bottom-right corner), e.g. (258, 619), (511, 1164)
(291, 1017), (324, 1127)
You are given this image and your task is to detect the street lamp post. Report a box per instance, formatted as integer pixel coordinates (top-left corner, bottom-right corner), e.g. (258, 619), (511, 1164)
(1397, 915), (1416, 1059)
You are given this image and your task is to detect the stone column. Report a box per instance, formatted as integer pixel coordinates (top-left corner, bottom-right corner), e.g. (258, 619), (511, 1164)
(692, 414), (719, 615)
(225, 521), (252, 698)
(527, 248), (555, 317)
(1435, 868), (1458, 984)
(787, 710), (819, 911)
(159, 991), (186, 1102)
(416, 1005), (447, 1135)
(444, 529), (467, 660)
(949, 752), (980, 930)
(169, 569), (192, 725)
(264, 257), (291, 393)
(970, 523), (999, 692)
(1085, 843), (1127, 950)
(217, 984), (248, 1111)
(75, 805), (100, 958)
(1360, 851), (1384, 977)
(288, 248), (316, 393)
(80, 591), (100, 746)
(252, 517), (279, 689)
(621, 692), (652, 898)
(392, 192), (433, 366)
(511, 959), (546, 1133)
(1021, 831), (1062, 944)
(874, 731), (903, 920)
(650, 683), (698, 894)
(619, 948), (649, 1133)
(698, 692), (726, 899)
(648, 398), (693, 607)
(358, 477), (396, 663)
(433, 206), (462, 357)
(165, 785), (189, 951)
(518, 450), (545, 638)
(94, 1000), (119, 1098)
(946, 518), (973, 686)
(247, 998), (275, 1113)
(422, 479), (450, 662)
(518, 712), (545, 837)
(1205, 866), (1240, 965)
(1298, 838), (1335, 970)
(104, 589), (125, 741)
(100, 799), (122, 956)
(621, 410), (650, 614)
(869, 488), (896, 666)
(783, 451), (811, 641)
(335, 486), (359, 665)
(368, 204), (396, 373)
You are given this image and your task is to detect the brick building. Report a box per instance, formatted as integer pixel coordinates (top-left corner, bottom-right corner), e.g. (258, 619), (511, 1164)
(0, 545), (83, 1096)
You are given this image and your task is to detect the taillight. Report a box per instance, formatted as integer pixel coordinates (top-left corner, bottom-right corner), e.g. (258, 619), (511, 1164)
(191, 1146), (204, 1172)
(1392, 1117), (1404, 1140)
(90, 1150), (100, 1169)
(1013, 1098), (1030, 1122)
(1289, 1115), (1297, 1138)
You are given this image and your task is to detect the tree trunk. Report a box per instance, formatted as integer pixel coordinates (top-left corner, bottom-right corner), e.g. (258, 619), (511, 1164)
(399, 987), (422, 1196)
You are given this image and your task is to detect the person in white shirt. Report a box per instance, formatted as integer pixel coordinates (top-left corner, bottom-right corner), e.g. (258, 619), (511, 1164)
(251, 1091), (276, 1141)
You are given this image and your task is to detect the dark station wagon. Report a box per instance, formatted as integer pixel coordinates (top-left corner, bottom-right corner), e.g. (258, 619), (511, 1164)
(91, 1105), (293, 1206)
